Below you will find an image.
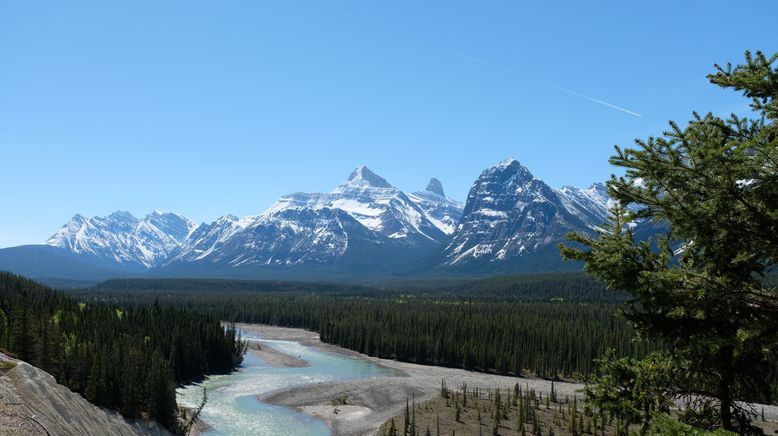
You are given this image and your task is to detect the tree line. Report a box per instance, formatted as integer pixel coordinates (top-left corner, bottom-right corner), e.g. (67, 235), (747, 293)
(84, 271), (624, 303)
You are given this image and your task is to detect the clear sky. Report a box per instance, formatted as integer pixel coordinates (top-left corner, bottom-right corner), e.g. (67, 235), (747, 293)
(1, 1), (776, 247)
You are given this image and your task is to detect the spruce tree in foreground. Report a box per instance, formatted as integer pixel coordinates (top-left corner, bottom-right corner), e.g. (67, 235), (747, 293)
(561, 50), (778, 433)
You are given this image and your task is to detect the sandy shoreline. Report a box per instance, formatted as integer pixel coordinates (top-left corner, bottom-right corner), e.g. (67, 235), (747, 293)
(237, 323), (584, 436)
(246, 338), (310, 368)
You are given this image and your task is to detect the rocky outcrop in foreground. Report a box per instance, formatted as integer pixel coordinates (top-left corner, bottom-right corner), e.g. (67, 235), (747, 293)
(0, 353), (167, 436)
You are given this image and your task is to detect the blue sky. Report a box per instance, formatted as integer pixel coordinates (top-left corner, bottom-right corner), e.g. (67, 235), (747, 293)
(1, 1), (776, 247)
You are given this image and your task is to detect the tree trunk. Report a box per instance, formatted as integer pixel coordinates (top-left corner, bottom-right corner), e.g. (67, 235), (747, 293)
(718, 346), (734, 430)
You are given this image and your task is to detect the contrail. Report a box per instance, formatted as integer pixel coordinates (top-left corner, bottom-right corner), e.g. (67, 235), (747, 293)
(450, 53), (642, 117)
(448, 52), (510, 73)
(319, 4), (374, 25)
(541, 82), (642, 117)
(317, 4), (643, 118)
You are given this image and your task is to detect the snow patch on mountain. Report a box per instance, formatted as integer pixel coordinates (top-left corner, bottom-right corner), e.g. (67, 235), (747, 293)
(555, 183), (613, 229)
(408, 178), (464, 236)
(264, 167), (456, 244)
(42, 161), (619, 274)
(441, 158), (610, 266)
(46, 211), (196, 268)
(162, 167), (464, 268)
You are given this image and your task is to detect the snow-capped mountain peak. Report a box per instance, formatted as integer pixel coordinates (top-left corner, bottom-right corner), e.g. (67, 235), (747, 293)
(28, 160), (633, 278)
(142, 211), (197, 242)
(107, 210), (136, 220)
(46, 211), (195, 268)
(497, 157), (518, 167)
(409, 178), (463, 236)
(265, 167), (455, 245)
(335, 165), (393, 192)
(554, 182), (612, 229)
(442, 158), (599, 266)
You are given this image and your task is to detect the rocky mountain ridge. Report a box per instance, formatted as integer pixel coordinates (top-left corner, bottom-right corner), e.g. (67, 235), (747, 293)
(2, 160), (618, 281)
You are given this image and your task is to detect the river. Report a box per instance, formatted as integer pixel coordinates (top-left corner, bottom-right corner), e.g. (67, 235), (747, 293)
(176, 334), (395, 435)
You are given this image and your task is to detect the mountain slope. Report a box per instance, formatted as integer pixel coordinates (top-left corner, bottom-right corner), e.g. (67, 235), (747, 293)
(0, 245), (140, 285)
(554, 182), (611, 229)
(0, 161), (633, 279)
(267, 166), (451, 246)
(439, 158), (598, 272)
(408, 178), (464, 235)
(46, 211), (195, 268)
(162, 167), (462, 274)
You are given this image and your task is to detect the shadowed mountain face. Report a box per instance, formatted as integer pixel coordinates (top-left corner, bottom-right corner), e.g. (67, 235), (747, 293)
(424, 177), (446, 197)
(439, 158), (604, 270)
(1, 161), (628, 282)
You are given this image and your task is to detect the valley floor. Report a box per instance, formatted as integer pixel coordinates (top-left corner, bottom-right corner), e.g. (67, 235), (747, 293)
(239, 324), (583, 436)
(240, 323), (778, 436)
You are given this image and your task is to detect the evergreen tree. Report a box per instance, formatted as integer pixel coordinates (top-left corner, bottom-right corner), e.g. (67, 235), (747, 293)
(0, 308), (8, 350)
(0, 272), (244, 433)
(97, 274), (648, 380)
(388, 418), (398, 436)
(404, 398), (410, 436)
(412, 394), (417, 436)
(10, 298), (42, 365)
(146, 350), (178, 431)
(561, 50), (778, 432)
(584, 350), (674, 434)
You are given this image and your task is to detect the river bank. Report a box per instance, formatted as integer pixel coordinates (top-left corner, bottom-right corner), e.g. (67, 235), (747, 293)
(247, 338), (310, 368)
(238, 323), (584, 436)
(197, 323), (778, 435)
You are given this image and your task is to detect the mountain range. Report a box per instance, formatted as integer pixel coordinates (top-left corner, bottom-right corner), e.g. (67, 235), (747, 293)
(0, 158), (621, 283)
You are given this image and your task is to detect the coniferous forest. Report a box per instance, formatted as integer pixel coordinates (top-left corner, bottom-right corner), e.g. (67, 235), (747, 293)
(82, 274), (656, 379)
(0, 272), (246, 432)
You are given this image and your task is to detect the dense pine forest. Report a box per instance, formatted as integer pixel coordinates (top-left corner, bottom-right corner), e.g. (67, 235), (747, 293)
(0, 272), (246, 432)
(83, 274), (654, 379)
(87, 272), (625, 302)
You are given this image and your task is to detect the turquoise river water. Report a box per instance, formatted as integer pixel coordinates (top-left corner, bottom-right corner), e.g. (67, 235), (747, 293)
(176, 333), (395, 435)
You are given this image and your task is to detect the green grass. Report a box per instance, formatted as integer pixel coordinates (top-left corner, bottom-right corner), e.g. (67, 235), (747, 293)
(0, 360), (17, 370)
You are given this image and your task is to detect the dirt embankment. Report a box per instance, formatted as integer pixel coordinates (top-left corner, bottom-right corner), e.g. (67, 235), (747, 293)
(0, 353), (167, 436)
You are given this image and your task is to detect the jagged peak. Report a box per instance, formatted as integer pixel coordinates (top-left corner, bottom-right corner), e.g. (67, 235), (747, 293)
(337, 165), (393, 190)
(559, 182), (606, 193)
(144, 210), (186, 220)
(483, 157), (533, 181)
(106, 210), (137, 221)
(425, 178), (446, 197)
(215, 214), (239, 223)
(497, 157), (519, 168)
(588, 181), (607, 191)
